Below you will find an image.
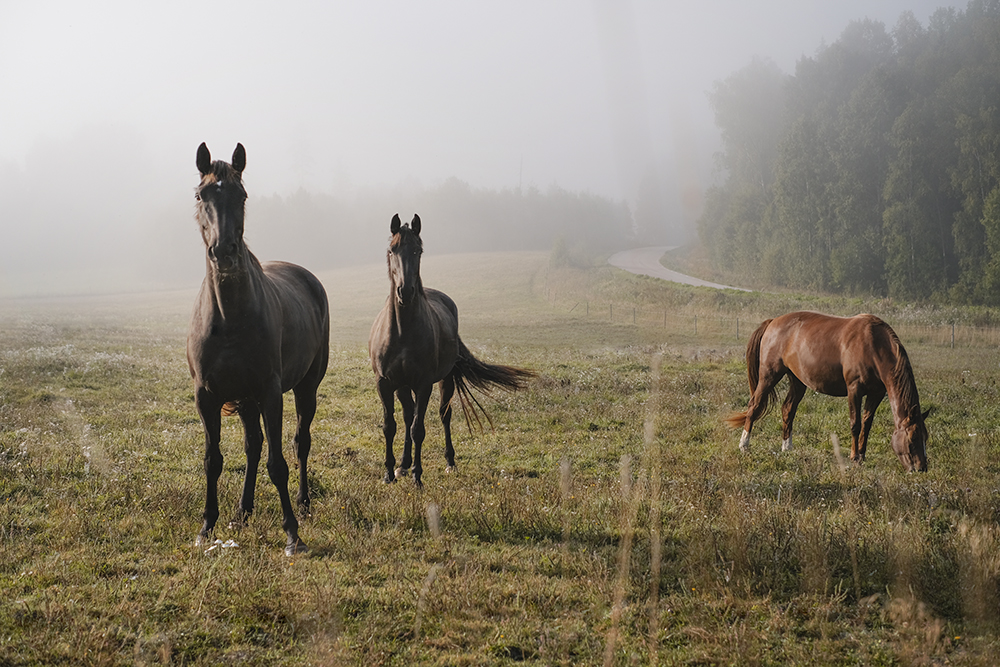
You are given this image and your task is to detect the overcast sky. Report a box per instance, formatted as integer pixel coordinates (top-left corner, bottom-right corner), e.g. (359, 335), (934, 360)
(0, 0), (959, 295)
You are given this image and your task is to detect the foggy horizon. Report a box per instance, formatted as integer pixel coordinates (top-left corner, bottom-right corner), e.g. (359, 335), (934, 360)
(0, 0), (956, 297)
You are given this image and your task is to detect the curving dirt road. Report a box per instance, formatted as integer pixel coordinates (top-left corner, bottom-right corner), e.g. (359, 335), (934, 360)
(608, 246), (751, 292)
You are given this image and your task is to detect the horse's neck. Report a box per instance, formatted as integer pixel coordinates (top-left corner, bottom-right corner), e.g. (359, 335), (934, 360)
(884, 362), (920, 427)
(204, 250), (266, 322)
(390, 285), (426, 336)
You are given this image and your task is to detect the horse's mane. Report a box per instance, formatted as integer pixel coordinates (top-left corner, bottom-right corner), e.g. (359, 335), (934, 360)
(199, 160), (242, 187)
(875, 317), (920, 418)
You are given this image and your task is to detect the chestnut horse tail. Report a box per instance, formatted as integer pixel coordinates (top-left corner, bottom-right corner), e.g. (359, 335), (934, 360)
(724, 318), (776, 428)
(451, 338), (536, 431)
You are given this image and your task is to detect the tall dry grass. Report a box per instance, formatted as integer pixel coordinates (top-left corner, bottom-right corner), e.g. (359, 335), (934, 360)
(2, 253), (1000, 664)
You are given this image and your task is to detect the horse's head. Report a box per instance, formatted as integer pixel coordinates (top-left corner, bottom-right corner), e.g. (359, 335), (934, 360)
(387, 213), (423, 306)
(195, 143), (248, 276)
(892, 407), (930, 472)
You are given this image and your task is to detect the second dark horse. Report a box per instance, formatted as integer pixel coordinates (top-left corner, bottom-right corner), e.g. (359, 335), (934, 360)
(187, 143), (330, 555)
(369, 214), (535, 487)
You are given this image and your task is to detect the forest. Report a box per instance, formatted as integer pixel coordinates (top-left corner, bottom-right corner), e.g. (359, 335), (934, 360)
(698, 0), (1000, 303)
(245, 179), (635, 274)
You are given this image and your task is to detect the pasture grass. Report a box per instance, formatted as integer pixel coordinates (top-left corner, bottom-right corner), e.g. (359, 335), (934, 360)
(2, 251), (1000, 664)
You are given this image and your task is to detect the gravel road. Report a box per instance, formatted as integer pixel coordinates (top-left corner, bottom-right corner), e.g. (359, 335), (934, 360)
(607, 246), (750, 292)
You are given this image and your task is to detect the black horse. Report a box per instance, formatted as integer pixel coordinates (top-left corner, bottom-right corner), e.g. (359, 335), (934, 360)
(368, 214), (535, 487)
(187, 143), (329, 555)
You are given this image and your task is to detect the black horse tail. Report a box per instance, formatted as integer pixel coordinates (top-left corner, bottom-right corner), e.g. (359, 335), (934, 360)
(724, 318), (776, 429)
(451, 338), (536, 431)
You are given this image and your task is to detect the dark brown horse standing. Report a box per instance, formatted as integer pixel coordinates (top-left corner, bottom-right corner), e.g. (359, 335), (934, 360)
(369, 214), (535, 487)
(726, 311), (929, 471)
(187, 143), (330, 555)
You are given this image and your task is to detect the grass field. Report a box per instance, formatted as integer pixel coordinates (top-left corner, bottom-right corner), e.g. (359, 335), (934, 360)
(3, 251), (1000, 665)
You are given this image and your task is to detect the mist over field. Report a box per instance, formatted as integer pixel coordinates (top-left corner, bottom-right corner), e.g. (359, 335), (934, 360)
(0, 0), (954, 297)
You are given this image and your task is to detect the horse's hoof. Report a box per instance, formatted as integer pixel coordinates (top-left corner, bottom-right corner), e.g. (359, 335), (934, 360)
(781, 438), (793, 452)
(383, 473), (396, 484)
(285, 539), (309, 557)
(445, 465), (457, 474)
(394, 467), (408, 479)
(194, 534), (211, 548)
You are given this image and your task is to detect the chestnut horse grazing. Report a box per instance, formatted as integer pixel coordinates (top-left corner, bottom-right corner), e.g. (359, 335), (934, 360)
(369, 214), (535, 487)
(725, 311), (928, 471)
(187, 143), (330, 555)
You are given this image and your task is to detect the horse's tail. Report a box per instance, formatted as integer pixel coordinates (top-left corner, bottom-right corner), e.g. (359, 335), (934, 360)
(451, 338), (536, 431)
(724, 318), (776, 429)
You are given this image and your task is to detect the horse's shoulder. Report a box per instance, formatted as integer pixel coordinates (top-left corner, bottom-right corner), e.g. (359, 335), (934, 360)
(425, 287), (456, 307)
(424, 289), (459, 320)
(261, 261), (328, 308)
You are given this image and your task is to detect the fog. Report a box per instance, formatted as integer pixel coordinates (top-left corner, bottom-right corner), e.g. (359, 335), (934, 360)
(0, 0), (954, 297)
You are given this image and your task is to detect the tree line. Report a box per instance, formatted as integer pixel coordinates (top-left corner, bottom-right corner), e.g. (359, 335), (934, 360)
(699, 0), (1000, 303)
(243, 178), (634, 273)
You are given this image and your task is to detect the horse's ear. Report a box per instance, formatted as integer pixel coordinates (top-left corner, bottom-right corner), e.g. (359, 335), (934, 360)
(232, 143), (246, 174)
(390, 214), (401, 235)
(411, 214), (421, 235)
(922, 407), (932, 422)
(196, 143), (212, 176)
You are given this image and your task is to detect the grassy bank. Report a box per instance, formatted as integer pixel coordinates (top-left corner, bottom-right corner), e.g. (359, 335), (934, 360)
(2, 251), (999, 665)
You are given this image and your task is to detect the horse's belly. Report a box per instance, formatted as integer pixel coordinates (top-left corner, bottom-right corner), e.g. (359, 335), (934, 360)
(790, 366), (848, 397)
(192, 344), (275, 401)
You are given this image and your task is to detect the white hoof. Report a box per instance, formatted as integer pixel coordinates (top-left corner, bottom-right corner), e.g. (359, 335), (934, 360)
(394, 467), (408, 479)
(284, 540), (309, 557)
(739, 429), (751, 454)
(445, 465), (457, 474)
(781, 437), (793, 452)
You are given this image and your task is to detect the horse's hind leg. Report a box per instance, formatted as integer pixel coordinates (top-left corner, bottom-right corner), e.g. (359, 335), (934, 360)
(439, 375), (456, 471)
(410, 386), (433, 489)
(781, 375), (807, 452)
(396, 388), (415, 478)
(378, 378), (398, 484)
(739, 369), (784, 453)
(260, 386), (305, 556)
(292, 346), (327, 512)
(234, 401), (263, 527)
(291, 385), (318, 513)
(195, 388), (224, 546)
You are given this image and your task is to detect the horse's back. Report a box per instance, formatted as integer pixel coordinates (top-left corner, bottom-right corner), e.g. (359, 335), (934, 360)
(764, 311), (886, 395)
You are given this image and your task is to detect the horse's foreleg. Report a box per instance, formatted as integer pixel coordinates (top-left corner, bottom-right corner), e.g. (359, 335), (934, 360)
(195, 388), (223, 547)
(235, 402), (263, 527)
(396, 388), (415, 477)
(378, 379), (397, 484)
(440, 375), (456, 471)
(847, 384), (864, 463)
(781, 376), (807, 452)
(260, 387), (304, 556)
(292, 386), (318, 513)
(858, 387), (885, 463)
(411, 386), (433, 488)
